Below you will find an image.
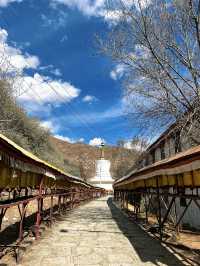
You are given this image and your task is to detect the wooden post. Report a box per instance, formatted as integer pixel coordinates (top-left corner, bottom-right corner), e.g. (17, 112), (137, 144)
(58, 195), (61, 214)
(50, 194), (53, 226)
(156, 177), (162, 240)
(18, 202), (28, 242)
(70, 189), (74, 209)
(35, 175), (44, 240)
(0, 208), (7, 231)
(144, 185), (148, 224)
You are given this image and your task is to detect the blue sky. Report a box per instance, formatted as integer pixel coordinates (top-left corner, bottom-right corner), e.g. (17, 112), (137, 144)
(0, 0), (140, 146)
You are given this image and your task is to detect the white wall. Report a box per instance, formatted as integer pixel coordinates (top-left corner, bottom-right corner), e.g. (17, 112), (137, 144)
(166, 188), (200, 230)
(176, 188), (200, 229)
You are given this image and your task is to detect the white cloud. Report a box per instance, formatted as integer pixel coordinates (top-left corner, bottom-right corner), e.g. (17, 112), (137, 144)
(99, 9), (123, 24)
(50, 68), (62, 76)
(123, 141), (133, 149)
(0, 28), (39, 74)
(39, 64), (53, 71)
(41, 120), (60, 134)
(41, 120), (54, 131)
(0, 28), (7, 42)
(82, 95), (97, 103)
(133, 0), (151, 10)
(51, 0), (151, 23)
(41, 123), (84, 143)
(41, 10), (68, 30)
(55, 134), (84, 143)
(39, 64), (62, 76)
(10, 54), (39, 70)
(52, 0), (105, 17)
(124, 139), (146, 151)
(51, 0), (123, 24)
(89, 137), (105, 146)
(0, 0), (21, 7)
(60, 35), (68, 43)
(0, 27), (80, 117)
(110, 64), (126, 80)
(17, 73), (80, 104)
(10, 41), (31, 50)
(54, 134), (74, 143)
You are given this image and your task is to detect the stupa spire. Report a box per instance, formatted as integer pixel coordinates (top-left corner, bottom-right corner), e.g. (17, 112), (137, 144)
(100, 142), (105, 159)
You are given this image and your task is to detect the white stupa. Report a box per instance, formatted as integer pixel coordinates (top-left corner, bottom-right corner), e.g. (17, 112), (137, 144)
(89, 142), (114, 191)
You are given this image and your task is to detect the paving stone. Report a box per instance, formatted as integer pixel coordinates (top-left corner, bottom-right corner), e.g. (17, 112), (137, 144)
(107, 253), (135, 264)
(73, 253), (104, 265)
(19, 197), (184, 266)
(73, 246), (93, 256)
(40, 255), (72, 265)
(50, 246), (72, 256)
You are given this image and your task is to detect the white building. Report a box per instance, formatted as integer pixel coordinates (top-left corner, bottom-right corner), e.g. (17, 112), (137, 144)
(89, 143), (114, 191)
(138, 123), (200, 229)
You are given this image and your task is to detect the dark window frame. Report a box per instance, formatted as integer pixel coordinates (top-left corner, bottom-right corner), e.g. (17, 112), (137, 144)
(160, 141), (165, 160)
(151, 149), (155, 164)
(174, 131), (182, 153)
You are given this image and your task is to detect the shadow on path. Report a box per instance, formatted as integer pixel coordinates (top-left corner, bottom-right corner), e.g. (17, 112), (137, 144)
(107, 197), (184, 266)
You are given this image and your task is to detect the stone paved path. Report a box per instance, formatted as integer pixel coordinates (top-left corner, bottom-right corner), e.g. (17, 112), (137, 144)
(20, 197), (184, 266)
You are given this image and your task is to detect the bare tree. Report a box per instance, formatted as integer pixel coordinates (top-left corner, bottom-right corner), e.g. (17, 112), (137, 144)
(117, 139), (125, 147)
(131, 137), (148, 152)
(98, 0), (200, 143)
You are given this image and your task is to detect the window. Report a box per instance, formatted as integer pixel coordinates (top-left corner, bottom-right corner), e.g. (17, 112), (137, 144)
(174, 131), (182, 153)
(144, 155), (149, 166)
(160, 142), (165, 160)
(151, 150), (155, 164)
(180, 197), (187, 207)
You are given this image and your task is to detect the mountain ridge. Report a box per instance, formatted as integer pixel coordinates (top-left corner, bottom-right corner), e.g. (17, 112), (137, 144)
(50, 136), (140, 181)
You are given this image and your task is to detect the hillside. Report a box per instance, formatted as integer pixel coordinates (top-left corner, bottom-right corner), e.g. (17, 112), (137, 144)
(0, 80), (140, 180)
(50, 136), (140, 180)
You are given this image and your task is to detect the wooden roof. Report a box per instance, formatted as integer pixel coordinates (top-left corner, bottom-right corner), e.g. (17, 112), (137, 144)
(0, 133), (97, 189)
(114, 144), (200, 187)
